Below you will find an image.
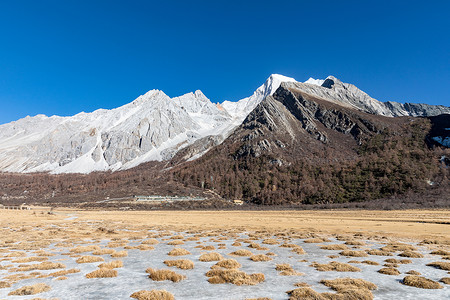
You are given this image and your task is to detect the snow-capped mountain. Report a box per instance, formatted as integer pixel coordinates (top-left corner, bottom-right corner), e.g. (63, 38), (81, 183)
(0, 74), (449, 174)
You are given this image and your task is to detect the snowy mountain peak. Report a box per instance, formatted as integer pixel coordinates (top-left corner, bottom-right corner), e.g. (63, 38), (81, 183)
(304, 77), (325, 86)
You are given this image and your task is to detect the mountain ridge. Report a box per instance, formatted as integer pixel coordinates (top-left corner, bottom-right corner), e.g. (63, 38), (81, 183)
(0, 74), (449, 174)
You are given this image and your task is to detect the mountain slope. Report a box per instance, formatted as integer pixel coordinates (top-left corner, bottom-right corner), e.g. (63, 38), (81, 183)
(173, 84), (449, 204)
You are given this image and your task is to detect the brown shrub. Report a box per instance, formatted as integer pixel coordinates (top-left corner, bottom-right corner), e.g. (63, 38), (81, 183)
(98, 260), (123, 269)
(146, 268), (186, 282)
(250, 254), (273, 262)
(86, 268), (118, 278)
(199, 252), (223, 262)
(310, 261), (361, 272)
(167, 248), (191, 256)
(55, 276), (68, 280)
(130, 290), (174, 300)
(163, 259), (194, 270)
(291, 247), (306, 255)
(279, 243), (299, 248)
(111, 250), (128, 258)
(213, 259), (241, 269)
(229, 249), (253, 256)
(76, 255), (105, 263)
(426, 261), (450, 271)
(402, 275), (443, 289)
(406, 270), (421, 275)
(361, 260), (380, 265)
(170, 235), (184, 240)
(294, 282), (310, 287)
(385, 258), (411, 264)
(399, 251), (424, 258)
(440, 277), (450, 284)
(320, 244), (349, 250)
(339, 250), (368, 257)
(378, 267), (400, 275)
(8, 283), (51, 295)
(206, 269), (265, 285)
(231, 241), (242, 247)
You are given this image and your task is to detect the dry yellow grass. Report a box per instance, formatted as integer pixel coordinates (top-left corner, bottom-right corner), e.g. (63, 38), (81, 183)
(111, 250), (128, 258)
(250, 254), (273, 262)
(167, 248), (191, 256)
(200, 245), (215, 250)
(136, 244), (155, 251)
(8, 283), (51, 296)
(98, 260), (123, 269)
(262, 239), (279, 245)
(206, 269), (265, 285)
(231, 241), (242, 247)
(92, 248), (116, 255)
(0, 281), (11, 288)
(381, 243), (417, 252)
(12, 261), (66, 272)
(399, 250), (424, 258)
(76, 255), (105, 263)
(85, 268), (118, 278)
(130, 289), (175, 300)
(402, 275), (443, 289)
(339, 250), (369, 257)
(406, 270), (421, 275)
(431, 250), (450, 256)
(163, 259), (194, 270)
(286, 287), (325, 300)
(70, 245), (101, 253)
(320, 244), (349, 250)
(55, 276), (68, 280)
(440, 277), (450, 284)
(48, 268), (80, 277)
(199, 252), (223, 262)
(304, 238), (331, 243)
(213, 259), (242, 269)
(276, 264), (304, 276)
(378, 267), (400, 275)
(320, 277), (377, 300)
(310, 261), (361, 272)
(146, 268), (186, 282)
(426, 261), (450, 271)
(229, 249), (253, 256)
(345, 240), (366, 246)
(12, 256), (48, 263)
(141, 238), (159, 245)
(167, 240), (184, 246)
(366, 249), (393, 256)
(385, 258), (412, 264)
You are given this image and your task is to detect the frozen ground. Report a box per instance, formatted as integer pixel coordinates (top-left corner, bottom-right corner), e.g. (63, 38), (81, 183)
(0, 227), (449, 299)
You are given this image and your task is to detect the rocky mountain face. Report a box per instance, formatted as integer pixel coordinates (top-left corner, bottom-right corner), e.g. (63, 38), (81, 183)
(172, 82), (450, 204)
(0, 74), (448, 175)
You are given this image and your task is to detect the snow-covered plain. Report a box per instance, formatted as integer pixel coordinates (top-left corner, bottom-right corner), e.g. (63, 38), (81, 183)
(0, 226), (448, 299)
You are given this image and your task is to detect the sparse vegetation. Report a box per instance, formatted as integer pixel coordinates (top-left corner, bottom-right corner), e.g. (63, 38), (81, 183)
(402, 275), (443, 289)
(130, 290), (175, 300)
(146, 268), (186, 282)
(8, 283), (51, 296)
(206, 269), (265, 285)
(86, 268), (118, 278)
(167, 248), (191, 256)
(311, 261), (361, 272)
(199, 252), (223, 262)
(163, 259), (194, 270)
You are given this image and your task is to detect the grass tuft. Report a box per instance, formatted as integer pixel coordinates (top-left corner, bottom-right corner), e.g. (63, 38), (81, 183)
(167, 248), (191, 256)
(8, 283), (51, 296)
(98, 260), (123, 269)
(146, 268), (186, 282)
(130, 290), (174, 300)
(311, 261), (361, 272)
(250, 254), (273, 262)
(86, 268), (118, 278)
(206, 269), (265, 285)
(402, 275), (443, 289)
(426, 261), (450, 271)
(199, 252), (223, 262)
(76, 255), (105, 263)
(377, 267), (400, 275)
(163, 259), (194, 270)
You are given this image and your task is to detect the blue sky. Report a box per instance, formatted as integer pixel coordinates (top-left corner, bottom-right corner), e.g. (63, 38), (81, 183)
(0, 0), (449, 125)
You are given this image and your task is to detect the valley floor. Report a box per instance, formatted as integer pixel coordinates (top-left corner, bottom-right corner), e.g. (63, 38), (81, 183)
(0, 209), (448, 299)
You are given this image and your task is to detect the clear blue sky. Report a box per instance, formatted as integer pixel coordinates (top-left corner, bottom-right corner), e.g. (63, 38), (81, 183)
(1, 0), (449, 125)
